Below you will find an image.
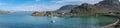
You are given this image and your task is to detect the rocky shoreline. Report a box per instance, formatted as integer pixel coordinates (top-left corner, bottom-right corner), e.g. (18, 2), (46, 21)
(102, 15), (120, 28)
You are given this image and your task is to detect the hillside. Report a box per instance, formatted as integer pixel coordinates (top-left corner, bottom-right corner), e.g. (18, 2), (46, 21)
(32, 0), (120, 16)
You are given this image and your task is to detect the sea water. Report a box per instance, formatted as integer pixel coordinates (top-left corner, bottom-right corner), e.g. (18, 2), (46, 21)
(0, 12), (116, 28)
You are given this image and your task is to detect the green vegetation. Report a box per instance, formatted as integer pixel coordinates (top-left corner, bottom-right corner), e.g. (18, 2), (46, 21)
(32, 11), (44, 16)
(32, 0), (120, 17)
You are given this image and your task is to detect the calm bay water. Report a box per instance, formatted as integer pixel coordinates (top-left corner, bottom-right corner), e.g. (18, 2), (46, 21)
(0, 12), (116, 28)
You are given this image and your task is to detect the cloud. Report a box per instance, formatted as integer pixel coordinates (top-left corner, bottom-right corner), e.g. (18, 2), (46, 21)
(18, 0), (103, 11)
(14, 4), (62, 11)
(39, 4), (62, 11)
(37, 0), (103, 11)
(3, 0), (103, 11)
(8, 4), (39, 11)
(52, 0), (103, 4)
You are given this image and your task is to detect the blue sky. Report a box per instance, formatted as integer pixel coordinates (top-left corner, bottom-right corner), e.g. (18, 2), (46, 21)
(0, 0), (103, 12)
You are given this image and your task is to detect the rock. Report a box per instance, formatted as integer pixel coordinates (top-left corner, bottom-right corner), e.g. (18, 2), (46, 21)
(32, 11), (60, 16)
(72, 0), (120, 16)
(95, 0), (120, 12)
(32, 11), (44, 16)
(69, 0), (120, 16)
(103, 19), (119, 28)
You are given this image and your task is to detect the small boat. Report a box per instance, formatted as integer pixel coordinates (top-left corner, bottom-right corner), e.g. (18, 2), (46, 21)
(51, 20), (55, 23)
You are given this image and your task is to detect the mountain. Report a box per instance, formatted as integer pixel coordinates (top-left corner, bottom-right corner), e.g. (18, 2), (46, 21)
(55, 0), (120, 16)
(95, 0), (120, 12)
(32, 0), (120, 16)
(55, 5), (79, 13)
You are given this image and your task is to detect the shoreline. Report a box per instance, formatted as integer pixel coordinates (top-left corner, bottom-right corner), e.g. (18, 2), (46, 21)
(103, 15), (120, 28)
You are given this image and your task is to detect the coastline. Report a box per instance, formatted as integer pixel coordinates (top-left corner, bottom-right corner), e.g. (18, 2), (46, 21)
(103, 15), (120, 28)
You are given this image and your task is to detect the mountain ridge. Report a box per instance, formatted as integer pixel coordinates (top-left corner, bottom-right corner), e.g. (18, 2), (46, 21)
(32, 0), (120, 16)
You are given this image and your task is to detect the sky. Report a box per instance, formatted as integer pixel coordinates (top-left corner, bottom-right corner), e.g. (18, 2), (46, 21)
(0, 0), (104, 12)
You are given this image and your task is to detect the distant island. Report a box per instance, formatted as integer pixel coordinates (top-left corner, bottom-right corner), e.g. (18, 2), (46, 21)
(32, 0), (120, 17)
(0, 10), (10, 14)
